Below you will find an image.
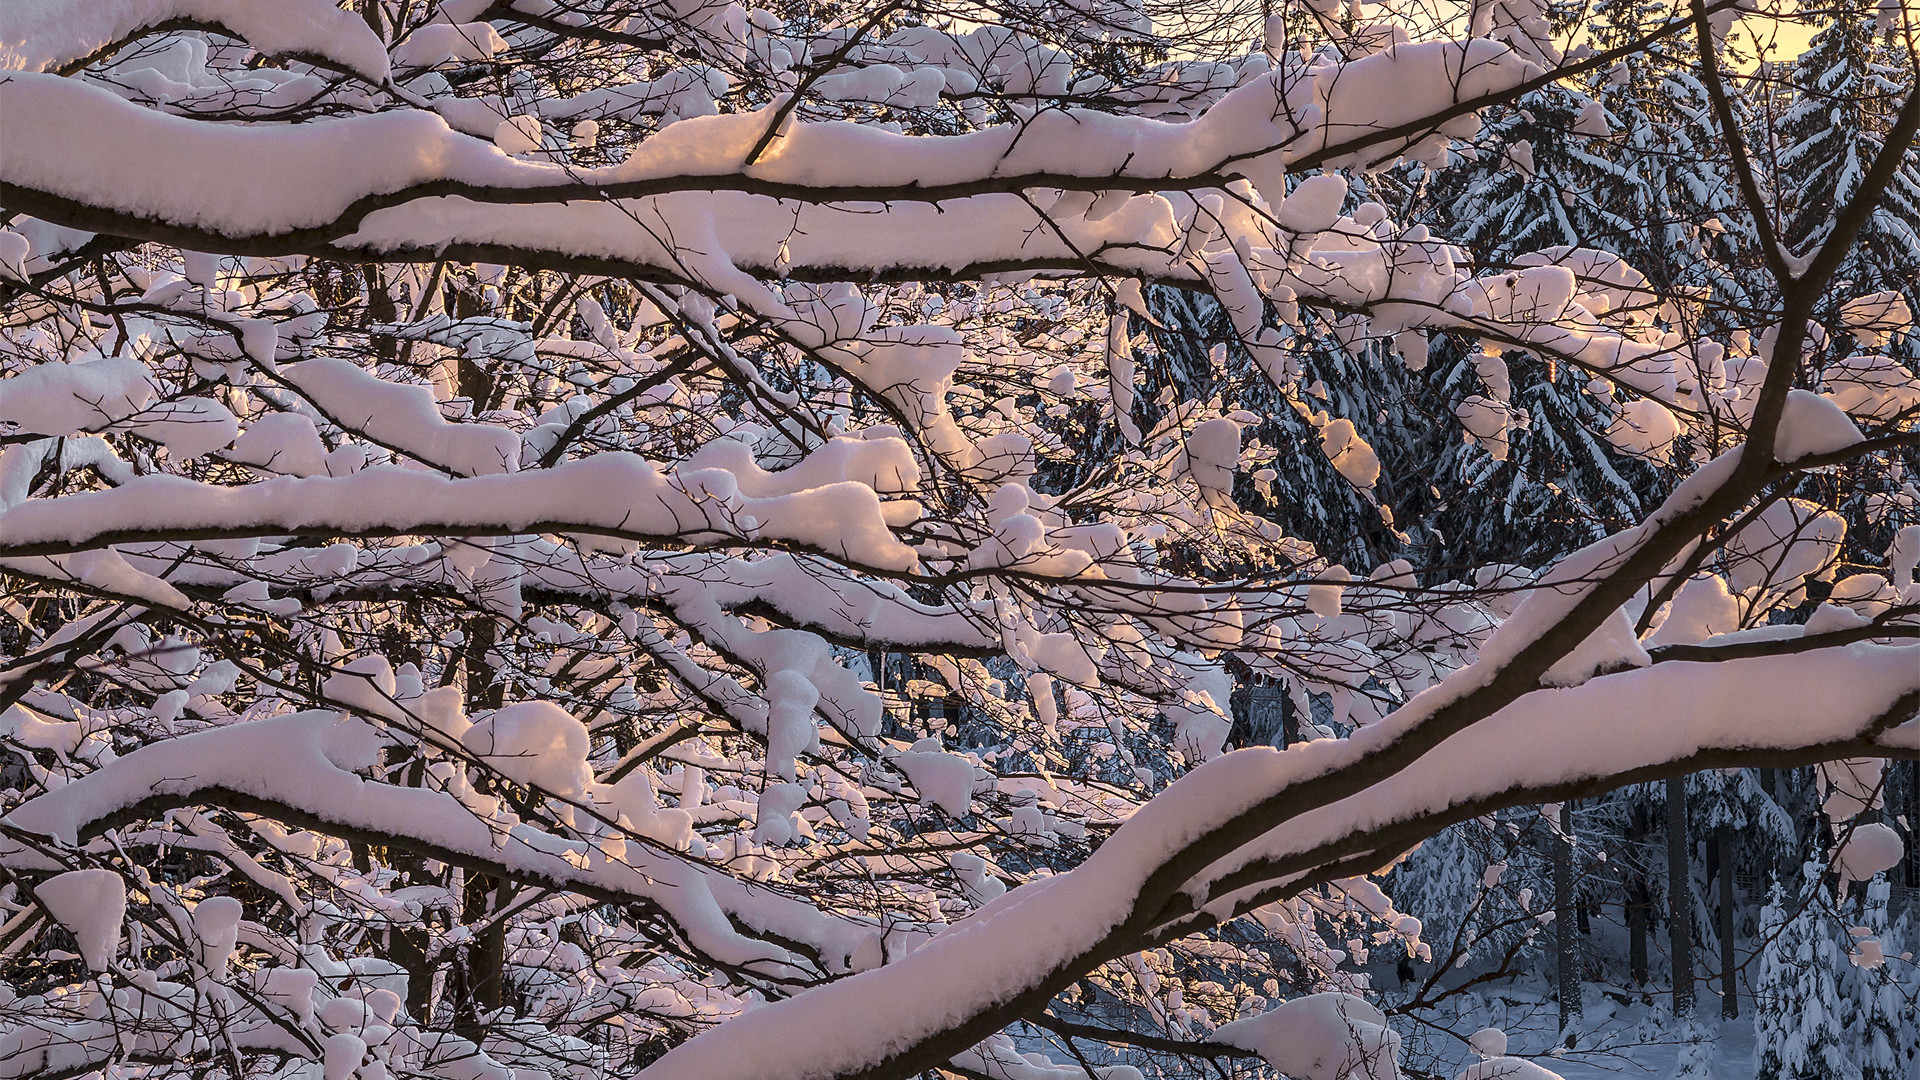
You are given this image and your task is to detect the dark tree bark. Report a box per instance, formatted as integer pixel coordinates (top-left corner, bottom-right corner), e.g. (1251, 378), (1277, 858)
(1716, 824), (1737, 1019)
(1901, 761), (1919, 889)
(362, 264), (398, 364)
(455, 613), (510, 1033)
(1555, 800), (1581, 1036)
(1667, 776), (1694, 1016)
(1627, 801), (1650, 989)
(1279, 684), (1299, 748)
(452, 874), (511, 1036)
(449, 278), (500, 411)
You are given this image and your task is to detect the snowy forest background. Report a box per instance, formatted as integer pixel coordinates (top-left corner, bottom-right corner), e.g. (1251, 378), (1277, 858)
(0, 0), (1918, 1078)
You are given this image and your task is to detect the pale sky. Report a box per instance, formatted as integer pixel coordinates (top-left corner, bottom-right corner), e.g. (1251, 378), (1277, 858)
(1721, 8), (1822, 68)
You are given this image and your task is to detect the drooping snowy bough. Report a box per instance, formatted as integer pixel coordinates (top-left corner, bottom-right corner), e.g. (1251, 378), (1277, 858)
(1, 1), (1916, 1078)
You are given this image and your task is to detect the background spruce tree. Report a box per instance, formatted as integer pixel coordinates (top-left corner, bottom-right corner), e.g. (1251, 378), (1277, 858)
(1841, 878), (1914, 1080)
(1776, 7), (1920, 311)
(1756, 865), (1862, 1080)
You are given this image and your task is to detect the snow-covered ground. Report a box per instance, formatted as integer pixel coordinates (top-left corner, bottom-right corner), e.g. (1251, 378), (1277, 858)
(1396, 977), (1916, 1080)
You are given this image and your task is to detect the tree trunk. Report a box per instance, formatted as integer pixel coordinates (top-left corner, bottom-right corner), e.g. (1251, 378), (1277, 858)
(1626, 879), (1650, 989)
(450, 279), (502, 411)
(463, 615), (506, 711)
(454, 613), (510, 1035)
(1667, 776), (1694, 1017)
(1899, 760), (1918, 889)
(1716, 824), (1737, 1019)
(453, 875), (510, 1036)
(362, 265), (397, 364)
(1278, 682), (1298, 748)
(389, 925), (437, 1024)
(472, 880), (510, 1015)
(1627, 802), (1650, 989)
(1555, 800), (1581, 1036)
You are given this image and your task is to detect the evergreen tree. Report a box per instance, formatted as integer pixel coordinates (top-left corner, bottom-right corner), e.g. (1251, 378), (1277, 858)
(1415, 341), (1672, 573)
(1755, 865), (1859, 1080)
(1691, 768), (1799, 962)
(1146, 287), (1423, 570)
(1585, 0), (1767, 322)
(1840, 878), (1913, 1080)
(1386, 812), (1548, 970)
(1420, 78), (1683, 574)
(1776, 4), (1920, 311)
(1436, 84), (1616, 263)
